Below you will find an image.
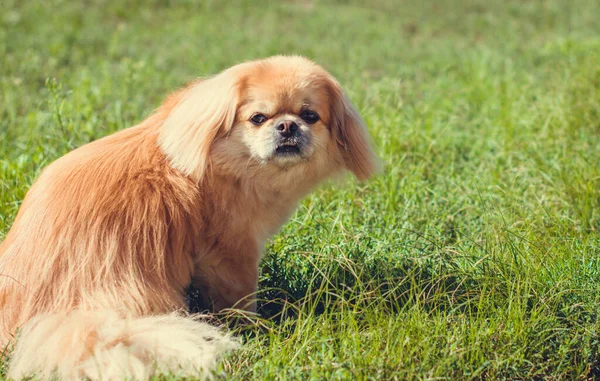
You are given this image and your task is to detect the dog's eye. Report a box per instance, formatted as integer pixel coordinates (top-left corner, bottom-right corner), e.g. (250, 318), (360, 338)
(250, 113), (268, 126)
(300, 110), (320, 124)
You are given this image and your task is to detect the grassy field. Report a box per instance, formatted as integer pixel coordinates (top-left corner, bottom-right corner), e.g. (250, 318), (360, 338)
(2, 0), (600, 379)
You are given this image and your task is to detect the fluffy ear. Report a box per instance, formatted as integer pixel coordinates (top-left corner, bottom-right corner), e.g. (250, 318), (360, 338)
(328, 79), (380, 181)
(158, 70), (243, 180)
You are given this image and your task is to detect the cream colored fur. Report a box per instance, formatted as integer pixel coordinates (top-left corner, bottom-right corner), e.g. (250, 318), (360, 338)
(9, 311), (237, 380)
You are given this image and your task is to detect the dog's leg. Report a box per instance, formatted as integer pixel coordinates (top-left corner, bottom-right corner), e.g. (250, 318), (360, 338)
(192, 253), (259, 313)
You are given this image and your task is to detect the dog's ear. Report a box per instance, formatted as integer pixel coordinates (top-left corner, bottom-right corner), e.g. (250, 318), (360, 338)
(158, 70), (244, 180)
(327, 78), (380, 181)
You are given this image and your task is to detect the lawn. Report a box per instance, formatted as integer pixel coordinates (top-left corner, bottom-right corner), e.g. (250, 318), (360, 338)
(1, 0), (600, 379)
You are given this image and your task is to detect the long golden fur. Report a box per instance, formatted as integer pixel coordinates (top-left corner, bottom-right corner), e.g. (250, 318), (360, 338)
(0, 56), (379, 380)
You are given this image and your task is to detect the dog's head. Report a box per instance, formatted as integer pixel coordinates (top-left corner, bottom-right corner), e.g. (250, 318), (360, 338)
(159, 56), (379, 185)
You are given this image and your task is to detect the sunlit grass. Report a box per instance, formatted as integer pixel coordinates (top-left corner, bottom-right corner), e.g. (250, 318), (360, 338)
(1, 0), (600, 379)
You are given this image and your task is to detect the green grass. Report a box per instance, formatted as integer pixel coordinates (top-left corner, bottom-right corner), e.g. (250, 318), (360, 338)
(2, 0), (600, 379)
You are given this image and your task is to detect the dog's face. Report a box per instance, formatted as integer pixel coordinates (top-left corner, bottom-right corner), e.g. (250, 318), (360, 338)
(159, 56), (379, 184)
(233, 65), (333, 168)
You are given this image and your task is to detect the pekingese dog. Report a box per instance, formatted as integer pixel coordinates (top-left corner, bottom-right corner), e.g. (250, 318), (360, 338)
(0, 56), (379, 380)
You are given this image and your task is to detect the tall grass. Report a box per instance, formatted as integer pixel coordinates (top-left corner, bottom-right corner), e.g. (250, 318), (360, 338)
(1, 0), (600, 379)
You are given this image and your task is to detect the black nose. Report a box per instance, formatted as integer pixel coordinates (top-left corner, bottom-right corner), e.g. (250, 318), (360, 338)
(276, 120), (298, 138)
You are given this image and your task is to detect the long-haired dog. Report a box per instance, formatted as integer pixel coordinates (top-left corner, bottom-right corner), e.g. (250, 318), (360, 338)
(0, 56), (379, 380)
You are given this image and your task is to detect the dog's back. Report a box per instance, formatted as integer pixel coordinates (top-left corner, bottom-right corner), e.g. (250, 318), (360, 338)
(0, 120), (236, 380)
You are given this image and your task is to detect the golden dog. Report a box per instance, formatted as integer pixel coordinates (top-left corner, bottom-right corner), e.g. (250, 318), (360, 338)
(0, 56), (378, 380)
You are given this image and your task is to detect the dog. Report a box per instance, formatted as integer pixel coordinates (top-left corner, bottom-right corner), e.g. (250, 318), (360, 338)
(0, 55), (379, 380)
